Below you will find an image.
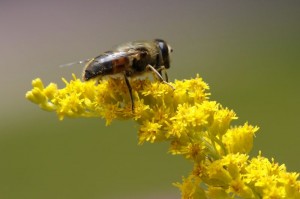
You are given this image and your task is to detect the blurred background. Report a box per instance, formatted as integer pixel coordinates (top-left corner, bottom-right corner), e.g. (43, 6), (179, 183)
(1, 0), (299, 198)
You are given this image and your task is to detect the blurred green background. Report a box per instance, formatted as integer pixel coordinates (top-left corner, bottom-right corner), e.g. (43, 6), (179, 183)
(1, 1), (299, 198)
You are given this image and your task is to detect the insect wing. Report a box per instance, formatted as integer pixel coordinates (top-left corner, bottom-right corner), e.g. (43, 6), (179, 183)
(59, 58), (92, 68)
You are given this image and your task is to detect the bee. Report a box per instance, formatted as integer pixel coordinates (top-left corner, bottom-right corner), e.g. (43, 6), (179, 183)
(62, 39), (174, 111)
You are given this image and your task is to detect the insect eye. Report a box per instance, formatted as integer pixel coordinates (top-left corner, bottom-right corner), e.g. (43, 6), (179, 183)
(155, 40), (168, 57)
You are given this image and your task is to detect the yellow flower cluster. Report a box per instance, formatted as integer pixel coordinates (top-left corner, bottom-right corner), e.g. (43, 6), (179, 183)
(180, 153), (300, 199)
(26, 74), (299, 199)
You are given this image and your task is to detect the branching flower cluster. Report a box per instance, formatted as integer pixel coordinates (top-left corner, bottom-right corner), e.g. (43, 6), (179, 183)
(26, 74), (300, 199)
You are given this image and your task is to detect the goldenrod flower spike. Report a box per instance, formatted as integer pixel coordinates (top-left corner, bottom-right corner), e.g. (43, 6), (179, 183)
(26, 74), (299, 199)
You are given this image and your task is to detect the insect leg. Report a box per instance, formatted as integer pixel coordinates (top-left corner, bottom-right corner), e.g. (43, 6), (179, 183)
(164, 71), (169, 82)
(123, 73), (135, 112)
(146, 65), (174, 90)
(157, 66), (169, 82)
